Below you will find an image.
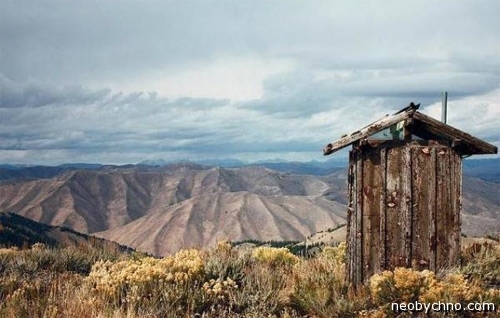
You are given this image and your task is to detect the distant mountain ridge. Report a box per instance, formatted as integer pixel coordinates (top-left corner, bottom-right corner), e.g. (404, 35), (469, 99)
(462, 158), (500, 183)
(2, 157), (498, 181)
(0, 159), (498, 256)
(0, 165), (348, 255)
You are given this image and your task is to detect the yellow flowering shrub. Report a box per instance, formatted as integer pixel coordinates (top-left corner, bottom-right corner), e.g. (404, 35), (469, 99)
(369, 270), (396, 305)
(370, 268), (435, 304)
(251, 247), (299, 267)
(1, 239), (498, 317)
(420, 273), (483, 303)
(0, 247), (18, 255)
(86, 248), (204, 304)
(202, 277), (238, 301)
(370, 267), (500, 308)
(320, 242), (346, 267)
(394, 268), (435, 302)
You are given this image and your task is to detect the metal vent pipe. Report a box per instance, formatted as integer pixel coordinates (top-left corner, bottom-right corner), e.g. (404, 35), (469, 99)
(442, 91), (448, 123)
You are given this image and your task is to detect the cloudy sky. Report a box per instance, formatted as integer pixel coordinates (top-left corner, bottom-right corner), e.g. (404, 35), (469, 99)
(1, 1), (499, 165)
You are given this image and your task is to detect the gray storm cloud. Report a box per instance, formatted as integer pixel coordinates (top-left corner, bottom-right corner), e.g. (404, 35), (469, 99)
(0, 0), (498, 164)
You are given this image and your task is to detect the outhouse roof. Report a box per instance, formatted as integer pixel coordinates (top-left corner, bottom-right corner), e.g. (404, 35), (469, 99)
(323, 103), (498, 156)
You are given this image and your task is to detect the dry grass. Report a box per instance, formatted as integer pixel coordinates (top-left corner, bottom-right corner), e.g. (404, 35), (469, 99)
(0, 241), (499, 317)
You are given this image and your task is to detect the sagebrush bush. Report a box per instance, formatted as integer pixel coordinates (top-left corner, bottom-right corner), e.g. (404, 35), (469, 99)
(1, 240), (499, 317)
(86, 248), (205, 311)
(0, 241), (136, 318)
(0, 242), (129, 279)
(0, 271), (86, 318)
(0, 247), (18, 255)
(461, 242), (500, 287)
(320, 242), (346, 263)
(288, 241), (367, 317)
(251, 246), (299, 267)
(370, 266), (500, 315)
(204, 241), (249, 283)
(370, 268), (435, 305)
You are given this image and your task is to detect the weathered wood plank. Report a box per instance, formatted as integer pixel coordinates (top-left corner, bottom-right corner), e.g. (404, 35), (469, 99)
(449, 150), (461, 266)
(323, 110), (416, 155)
(435, 147), (450, 270)
(378, 147), (387, 272)
(347, 150), (356, 285)
(385, 146), (406, 269)
(442, 148), (452, 267)
(410, 145), (431, 270)
(413, 112), (498, 155)
(402, 145), (412, 267)
(456, 151), (462, 263)
(361, 150), (382, 277)
(362, 153), (372, 278)
(355, 149), (364, 285)
(428, 147), (437, 271)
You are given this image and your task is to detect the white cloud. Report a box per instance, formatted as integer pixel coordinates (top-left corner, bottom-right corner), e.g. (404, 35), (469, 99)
(0, 0), (498, 165)
(102, 57), (294, 101)
(422, 88), (500, 140)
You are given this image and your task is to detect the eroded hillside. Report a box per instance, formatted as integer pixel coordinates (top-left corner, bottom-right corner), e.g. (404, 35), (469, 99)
(0, 163), (498, 256)
(0, 164), (347, 255)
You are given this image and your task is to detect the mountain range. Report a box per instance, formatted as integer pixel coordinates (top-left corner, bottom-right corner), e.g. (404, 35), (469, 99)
(1, 157), (497, 181)
(0, 158), (498, 256)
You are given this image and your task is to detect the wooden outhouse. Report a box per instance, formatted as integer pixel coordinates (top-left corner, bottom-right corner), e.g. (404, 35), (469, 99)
(322, 104), (498, 286)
